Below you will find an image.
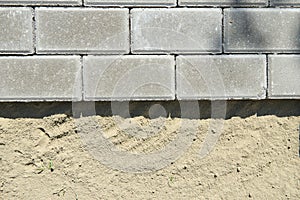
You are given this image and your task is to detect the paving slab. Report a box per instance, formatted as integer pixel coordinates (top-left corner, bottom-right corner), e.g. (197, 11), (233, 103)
(131, 8), (222, 54)
(0, 0), (81, 5)
(0, 56), (82, 101)
(179, 0), (268, 7)
(224, 8), (300, 53)
(83, 55), (175, 101)
(176, 55), (266, 100)
(271, 0), (300, 6)
(268, 55), (300, 99)
(36, 8), (129, 54)
(85, 0), (175, 6)
(0, 8), (33, 54)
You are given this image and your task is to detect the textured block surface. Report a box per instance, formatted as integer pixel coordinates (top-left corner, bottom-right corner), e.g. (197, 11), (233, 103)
(271, 0), (300, 6)
(176, 55), (266, 100)
(268, 55), (300, 99)
(36, 8), (129, 54)
(224, 8), (300, 53)
(131, 8), (222, 54)
(0, 8), (33, 54)
(179, 0), (268, 6)
(0, 56), (81, 101)
(85, 0), (175, 6)
(0, 0), (81, 5)
(83, 55), (175, 100)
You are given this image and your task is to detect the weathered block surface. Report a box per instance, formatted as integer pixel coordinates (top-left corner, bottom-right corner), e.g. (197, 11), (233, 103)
(0, 56), (81, 101)
(224, 9), (300, 53)
(0, 8), (33, 54)
(179, 0), (268, 6)
(176, 55), (266, 100)
(83, 55), (175, 100)
(0, 0), (81, 5)
(85, 0), (175, 6)
(36, 8), (129, 54)
(271, 0), (300, 6)
(268, 55), (300, 99)
(131, 8), (222, 54)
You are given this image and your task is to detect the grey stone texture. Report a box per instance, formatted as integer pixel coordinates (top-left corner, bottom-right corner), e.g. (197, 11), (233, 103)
(179, 0), (268, 7)
(176, 55), (266, 100)
(0, 56), (82, 101)
(0, 3), (299, 102)
(0, 0), (81, 5)
(85, 0), (176, 6)
(83, 55), (175, 101)
(224, 8), (300, 53)
(36, 8), (129, 54)
(271, 0), (300, 6)
(131, 8), (222, 54)
(268, 55), (300, 99)
(0, 8), (33, 54)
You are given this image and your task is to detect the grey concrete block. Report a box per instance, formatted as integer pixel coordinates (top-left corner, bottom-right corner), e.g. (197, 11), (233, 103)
(176, 55), (266, 100)
(0, 0), (81, 5)
(179, 0), (268, 7)
(0, 8), (33, 54)
(271, 0), (300, 6)
(83, 55), (175, 101)
(85, 0), (175, 7)
(224, 8), (300, 53)
(268, 55), (300, 99)
(36, 8), (129, 54)
(0, 56), (82, 101)
(131, 8), (222, 54)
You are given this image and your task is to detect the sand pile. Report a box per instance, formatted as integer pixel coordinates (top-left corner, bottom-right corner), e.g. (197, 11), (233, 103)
(0, 115), (299, 199)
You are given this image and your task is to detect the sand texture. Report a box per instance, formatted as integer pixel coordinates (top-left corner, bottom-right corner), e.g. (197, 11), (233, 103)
(0, 114), (299, 199)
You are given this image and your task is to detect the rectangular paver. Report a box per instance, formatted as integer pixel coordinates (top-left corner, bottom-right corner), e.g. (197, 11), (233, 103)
(36, 8), (129, 54)
(179, 0), (268, 7)
(0, 0), (81, 5)
(176, 55), (266, 100)
(0, 8), (33, 54)
(0, 56), (82, 101)
(85, 0), (175, 6)
(271, 0), (300, 6)
(224, 8), (300, 53)
(83, 55), (175, 101)
(131, 8), (222, 54)
(268, 55), (300, 99)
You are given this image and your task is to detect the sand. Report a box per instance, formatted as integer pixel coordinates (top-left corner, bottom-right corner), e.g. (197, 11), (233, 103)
(0, 114), (299, 199)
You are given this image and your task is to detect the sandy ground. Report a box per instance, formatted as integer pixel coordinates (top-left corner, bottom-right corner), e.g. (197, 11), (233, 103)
(0, 114), (299, 199)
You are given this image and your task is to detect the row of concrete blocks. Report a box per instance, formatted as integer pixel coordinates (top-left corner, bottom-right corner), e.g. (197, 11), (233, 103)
(0, 0), (300, 7)
(0, 55), (299, 101)
(1, 8), (300, 54)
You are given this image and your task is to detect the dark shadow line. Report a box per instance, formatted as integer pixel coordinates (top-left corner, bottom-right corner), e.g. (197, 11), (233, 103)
(0, 100), (299, 119)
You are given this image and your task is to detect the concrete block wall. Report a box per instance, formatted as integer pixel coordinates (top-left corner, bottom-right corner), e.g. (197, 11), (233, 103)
(0, 1), (299, 101)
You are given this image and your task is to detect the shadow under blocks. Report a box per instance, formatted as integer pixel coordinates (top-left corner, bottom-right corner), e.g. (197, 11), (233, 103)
(0, 100), (299, 119)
